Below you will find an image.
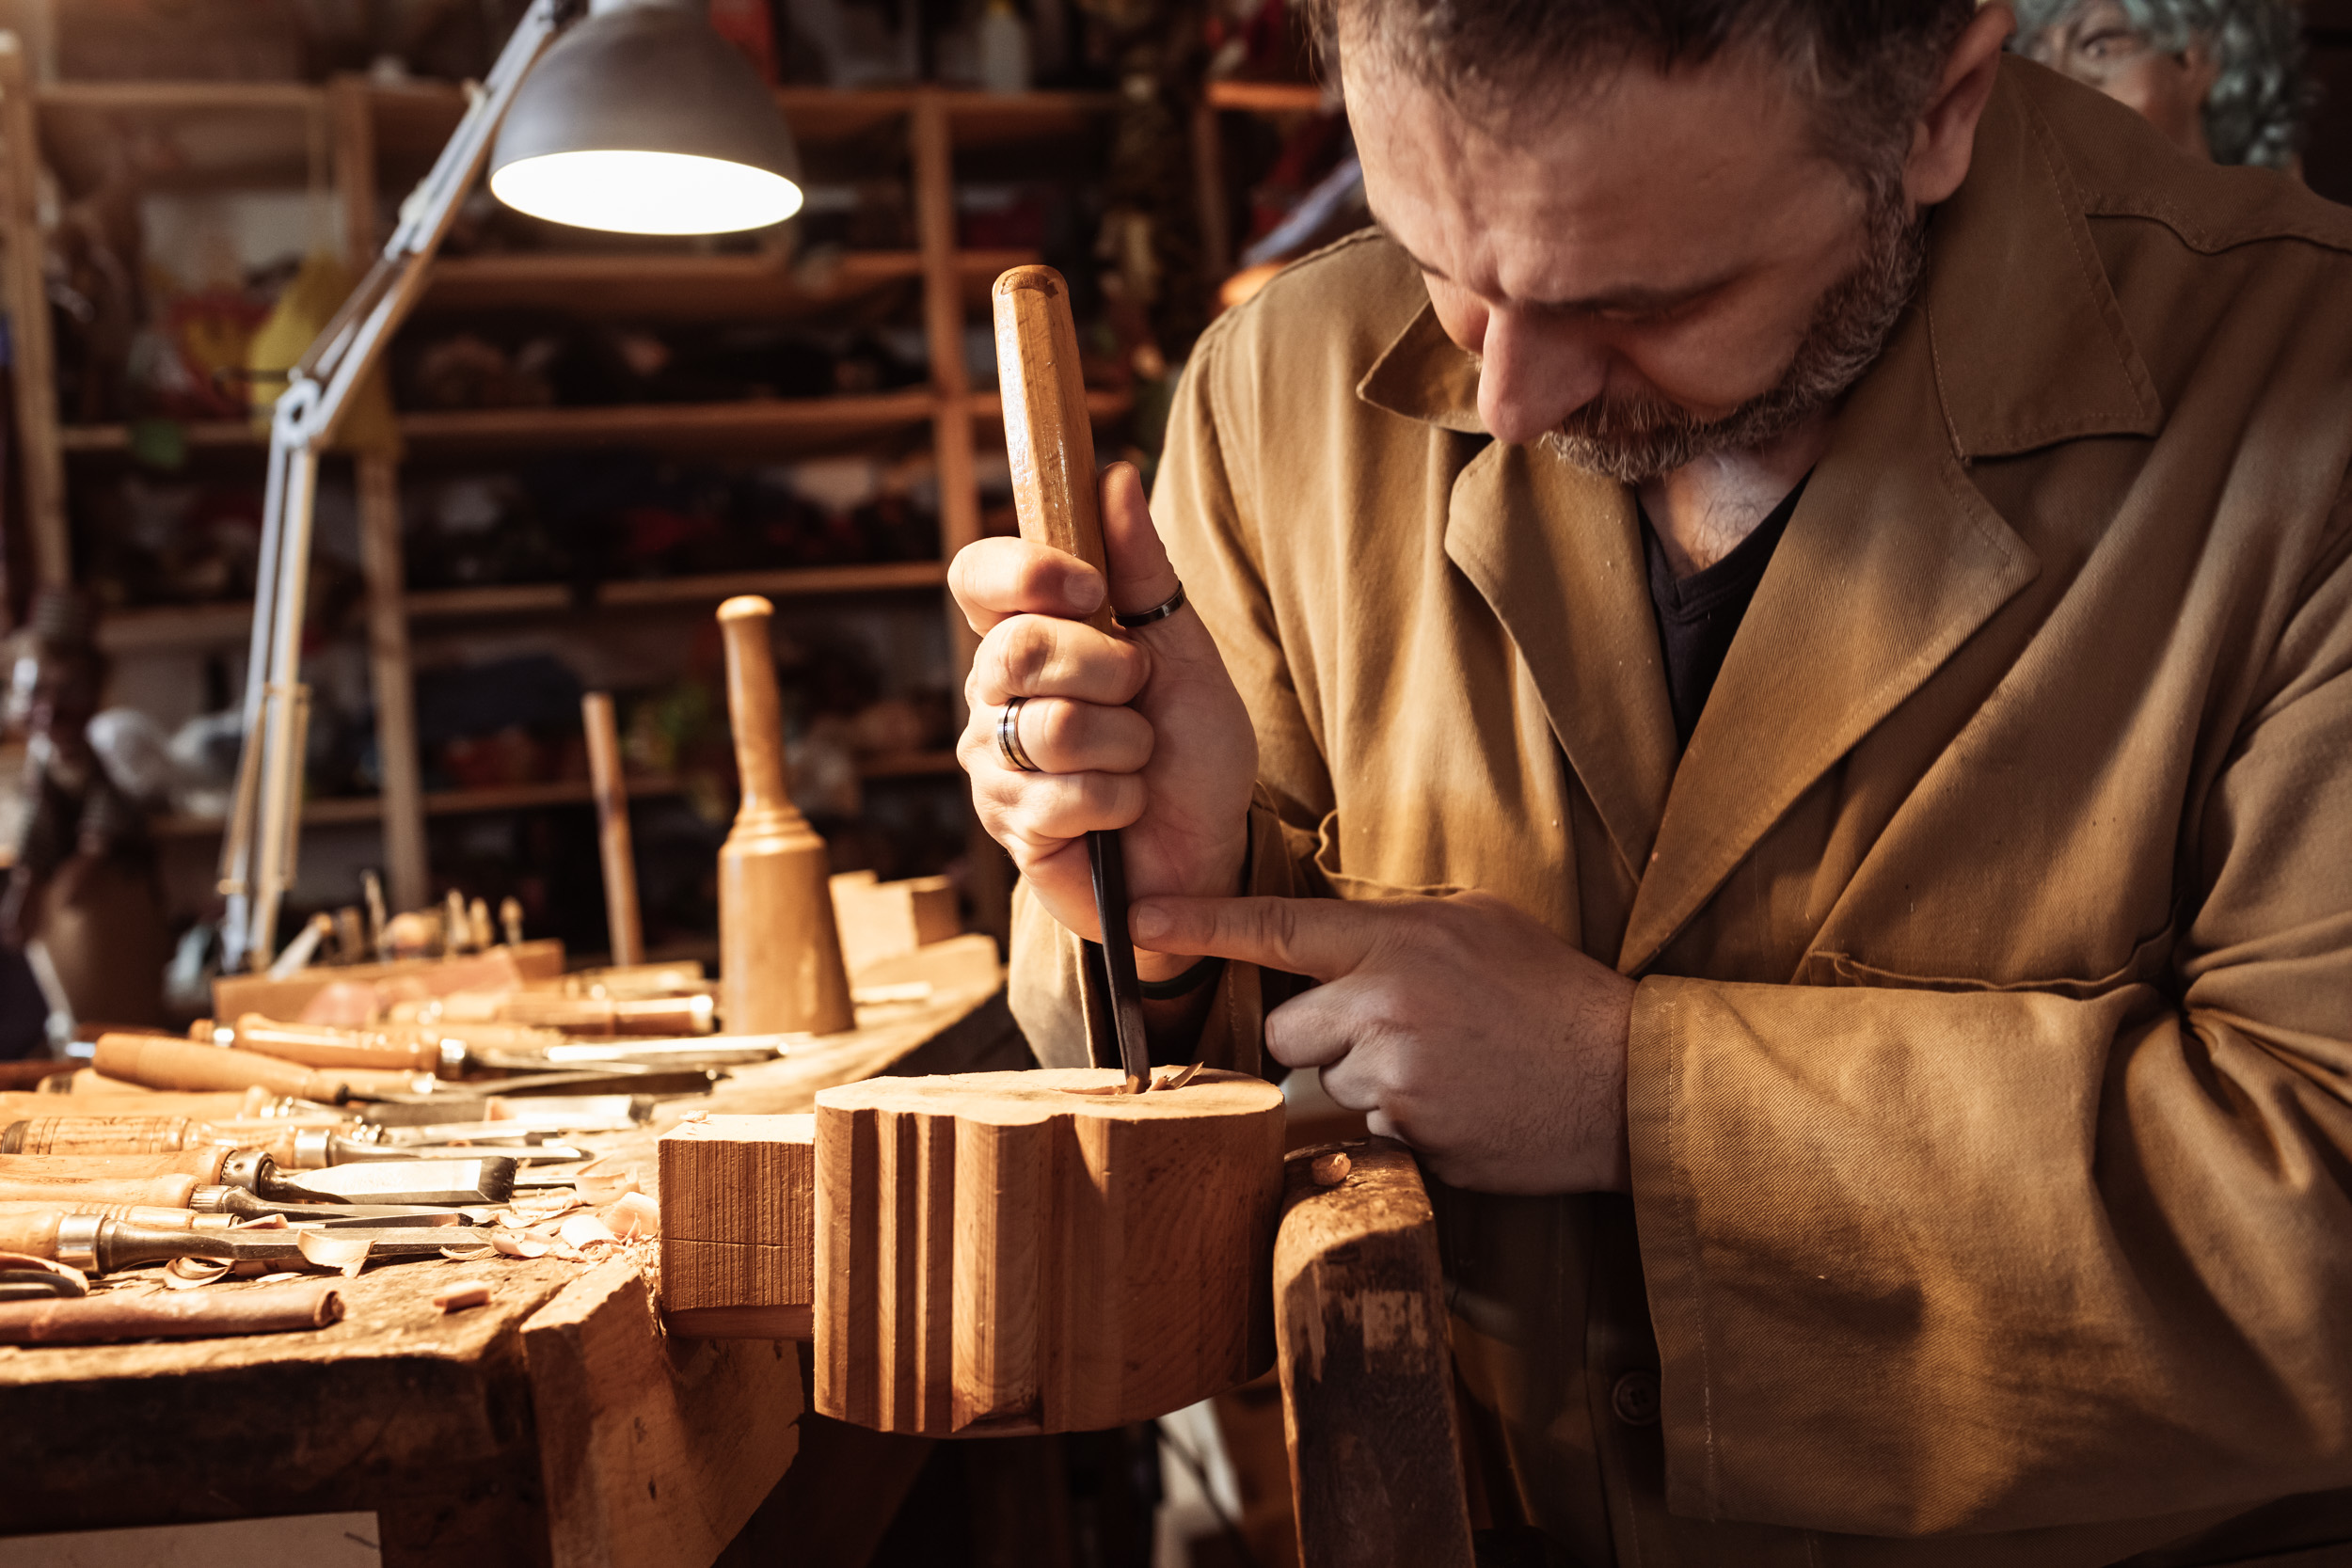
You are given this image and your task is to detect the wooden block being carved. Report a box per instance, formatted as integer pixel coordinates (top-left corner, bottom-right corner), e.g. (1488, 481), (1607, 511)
(659, 1114), (816, 1339)
(815, 1067), (1284, 1437)
(1274, 1138), (1472, 1568)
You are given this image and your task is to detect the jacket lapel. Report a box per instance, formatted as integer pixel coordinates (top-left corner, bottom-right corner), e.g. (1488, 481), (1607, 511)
(1445, 440), (1680, 884)
(1614, 329), (2040, 974)
(1363, 302), (1680, 883)
(1615, 62), (2161, 973)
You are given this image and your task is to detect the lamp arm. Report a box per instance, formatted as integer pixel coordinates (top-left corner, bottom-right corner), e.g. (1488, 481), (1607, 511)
(221, 0), (579, 971)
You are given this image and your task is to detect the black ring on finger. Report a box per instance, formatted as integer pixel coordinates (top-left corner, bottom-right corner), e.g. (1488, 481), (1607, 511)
(1115, 580), (1186, 629)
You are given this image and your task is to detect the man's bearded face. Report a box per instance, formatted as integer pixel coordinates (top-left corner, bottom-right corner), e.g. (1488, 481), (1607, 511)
(1541, 194), (1928, 483)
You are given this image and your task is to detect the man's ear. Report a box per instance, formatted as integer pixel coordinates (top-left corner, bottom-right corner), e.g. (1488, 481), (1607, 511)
(1903, 4), (2016, 210)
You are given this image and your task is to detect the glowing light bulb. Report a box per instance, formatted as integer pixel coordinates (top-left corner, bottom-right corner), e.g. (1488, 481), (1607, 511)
(488, 150), (803, 236)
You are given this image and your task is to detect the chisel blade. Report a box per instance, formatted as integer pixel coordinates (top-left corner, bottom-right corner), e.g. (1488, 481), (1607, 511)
(1088, 830), (1152, 1094)
(278, 1156), (517, 1207)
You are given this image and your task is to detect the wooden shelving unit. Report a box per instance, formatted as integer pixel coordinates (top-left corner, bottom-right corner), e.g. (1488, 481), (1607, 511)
(0, 66), (1125, 928)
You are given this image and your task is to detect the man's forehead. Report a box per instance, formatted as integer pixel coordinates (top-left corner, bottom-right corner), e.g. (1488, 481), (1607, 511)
(1350, 50), (1846, 309)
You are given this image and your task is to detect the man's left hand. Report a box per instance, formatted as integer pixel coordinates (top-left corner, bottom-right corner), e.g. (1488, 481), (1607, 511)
(1129, 891), (1636, 1195)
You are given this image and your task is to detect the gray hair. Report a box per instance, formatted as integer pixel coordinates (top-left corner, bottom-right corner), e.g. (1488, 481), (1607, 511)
(1298, 0), (1980, 204)
(2010, 0), (2310, 166)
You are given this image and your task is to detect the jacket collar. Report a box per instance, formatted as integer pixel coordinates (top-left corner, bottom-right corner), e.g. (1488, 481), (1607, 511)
(1357, 62), (2147, 967)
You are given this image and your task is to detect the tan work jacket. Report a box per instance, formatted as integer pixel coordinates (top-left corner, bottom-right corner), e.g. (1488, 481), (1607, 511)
(1009, 59), (2352, 1567)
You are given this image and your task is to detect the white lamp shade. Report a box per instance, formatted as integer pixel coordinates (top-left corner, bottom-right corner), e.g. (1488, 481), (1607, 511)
(488, 1), (803, 236)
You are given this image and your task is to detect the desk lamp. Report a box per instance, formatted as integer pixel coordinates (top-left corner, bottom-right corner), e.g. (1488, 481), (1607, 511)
(219, 0), (803, 971)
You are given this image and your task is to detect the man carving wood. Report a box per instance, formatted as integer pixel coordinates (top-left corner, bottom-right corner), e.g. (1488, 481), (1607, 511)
(951, 2), (2352, 1561)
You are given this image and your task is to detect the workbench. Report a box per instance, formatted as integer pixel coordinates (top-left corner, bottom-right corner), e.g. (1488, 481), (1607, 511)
(0, 958), (1026, 1567)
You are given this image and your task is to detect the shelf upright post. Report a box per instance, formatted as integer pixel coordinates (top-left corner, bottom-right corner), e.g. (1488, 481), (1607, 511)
(332, 74), (430, 913)
(223, 0), (571, 969)
(913, 90), (1018, 936)
(0, 35), (70, 589)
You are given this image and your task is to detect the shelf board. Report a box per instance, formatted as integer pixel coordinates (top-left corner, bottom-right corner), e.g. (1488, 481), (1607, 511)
(36, 82), (326, 112)
(423, 248), (919, 319)
(967, 388), (1135, 423)
(100, 563), (948, 652)
(1204, 80), (1332, 114)
(397, 389), (937, 451)
(404, 560), (948, 620)
(98, 600), (255, 655)
(152, 754), (958, 839)
(59, 421), (261, 454)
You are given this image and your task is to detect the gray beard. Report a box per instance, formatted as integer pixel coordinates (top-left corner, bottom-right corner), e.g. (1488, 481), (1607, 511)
(1539, 200), (1928, 484)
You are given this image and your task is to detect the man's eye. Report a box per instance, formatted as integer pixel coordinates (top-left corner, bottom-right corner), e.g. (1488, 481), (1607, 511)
(2076, 26), (2143, 61)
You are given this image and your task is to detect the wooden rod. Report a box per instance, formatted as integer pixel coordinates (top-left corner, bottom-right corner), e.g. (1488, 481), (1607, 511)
(582, 692), (645, 967)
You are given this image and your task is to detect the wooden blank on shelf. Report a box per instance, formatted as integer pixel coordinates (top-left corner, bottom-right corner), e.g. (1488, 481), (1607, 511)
(660, 1114), (818, 1340)
(813, 1068), (1285, 1438)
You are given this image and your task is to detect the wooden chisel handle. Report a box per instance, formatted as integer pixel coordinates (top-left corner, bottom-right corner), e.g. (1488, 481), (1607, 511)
(0, 1170), (199, 1208)
(95, 1033), (321, 1098)
(993, 263), (1152, 1090)
(993, 264), (1117, 633)
(0, 1148), (230, 1183)
(1, 1117), (200, 1155)
(226, 1016), (441, 1074)
(93, 1034), (420, 1101)
(0, 1199), (200, 1233)
(0, 1207), (63, 1259)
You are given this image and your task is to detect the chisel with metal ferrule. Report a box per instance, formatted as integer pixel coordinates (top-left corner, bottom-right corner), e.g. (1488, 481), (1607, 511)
(993, 263), (1152, 1093)
(211, 1150), (521, 1207)
(0, 1211), (463, 1275)
(186, 1187), (475, 1226)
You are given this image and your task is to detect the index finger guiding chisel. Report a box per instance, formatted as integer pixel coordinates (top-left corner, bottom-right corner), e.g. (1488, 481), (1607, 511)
(994, 264), (1152, 1095)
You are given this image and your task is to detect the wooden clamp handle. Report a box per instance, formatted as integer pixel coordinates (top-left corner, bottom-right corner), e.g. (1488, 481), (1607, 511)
(1, 1117), (200, 1155)
(993, 264), (1116, 633)
(1274, 1139), (1473, 1568)
(717, 596), (797, 817)
(0, 1170), (199, 1209)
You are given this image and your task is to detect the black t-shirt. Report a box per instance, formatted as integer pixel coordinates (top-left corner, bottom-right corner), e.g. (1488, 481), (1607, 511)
(1640, 476), (1809, 750)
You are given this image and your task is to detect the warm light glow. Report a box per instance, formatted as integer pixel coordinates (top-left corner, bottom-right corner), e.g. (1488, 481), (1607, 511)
(489, 150), (803, 234)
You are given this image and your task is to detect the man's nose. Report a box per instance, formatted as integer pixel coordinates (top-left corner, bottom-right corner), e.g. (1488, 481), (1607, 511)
(1476, 309), (1608, 447)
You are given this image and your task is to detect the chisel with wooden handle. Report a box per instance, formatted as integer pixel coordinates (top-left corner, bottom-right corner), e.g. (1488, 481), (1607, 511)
(994, 263), (1152, 1094)
(0, 1211), (462, 1274)
(92, 1034), (431, 1101)
(0, 1118), (583, 1169)
(0, 1150), (512, 1212)
(0, 1283), (345, 1344)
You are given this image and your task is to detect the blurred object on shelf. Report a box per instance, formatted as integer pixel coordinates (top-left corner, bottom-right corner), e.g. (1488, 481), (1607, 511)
(1201, 0), (1313, 87)
(1217, 258), (1282, 311)
(709, 0), (781, 82)
(1236, 151), (1359, 269)
(247, 256), (402, 457)
(0, 589), (171, 1032)
(778, 0), (921, 87)
(414, 654), (586, 794)
(55, 0), (310, 81)
(978, 0), (1034, 93)
(401, 448), (941, 595)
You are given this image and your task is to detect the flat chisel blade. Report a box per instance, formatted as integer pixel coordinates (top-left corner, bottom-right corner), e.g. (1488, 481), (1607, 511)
(1088, 829), (1152, 1093)
(279, 1156), (517, 1207)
